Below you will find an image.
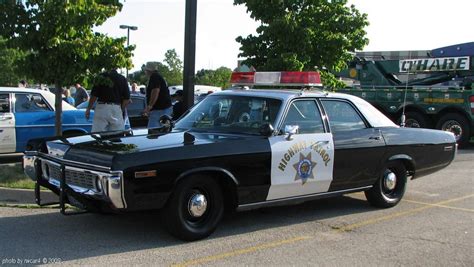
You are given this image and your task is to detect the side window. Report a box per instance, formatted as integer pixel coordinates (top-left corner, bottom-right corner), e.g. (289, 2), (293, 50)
(282, 100), (324, 134)
(0, 94), (10, 113)
(321, 100), (366, 133)
(15, 94), (50, 113)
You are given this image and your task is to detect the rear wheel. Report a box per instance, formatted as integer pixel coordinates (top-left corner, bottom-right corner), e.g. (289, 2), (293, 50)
(365, 162), (407, 208)
(163, 175), (224, 241)
(402, 112), (430, 128)
(436, 113), (471, 148)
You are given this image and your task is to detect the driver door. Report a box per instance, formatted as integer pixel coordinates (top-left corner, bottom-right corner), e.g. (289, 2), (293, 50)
(0, 93), (16, 153)
(267, 99), (334, 200)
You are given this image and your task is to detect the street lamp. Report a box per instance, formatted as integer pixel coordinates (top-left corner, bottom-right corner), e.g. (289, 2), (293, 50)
(119, 24), (138, 80)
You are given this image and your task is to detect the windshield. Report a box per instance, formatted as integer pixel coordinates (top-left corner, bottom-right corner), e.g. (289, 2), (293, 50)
(175, 95), (282, 135)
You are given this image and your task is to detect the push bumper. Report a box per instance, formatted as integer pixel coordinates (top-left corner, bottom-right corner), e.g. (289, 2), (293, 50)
(23, 153), (127, 211)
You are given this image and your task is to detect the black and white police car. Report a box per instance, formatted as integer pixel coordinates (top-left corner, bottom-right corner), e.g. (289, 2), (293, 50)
(23, 72), (456, 241)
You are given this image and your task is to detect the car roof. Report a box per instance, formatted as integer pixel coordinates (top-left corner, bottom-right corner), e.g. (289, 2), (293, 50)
(212, 88), (358, 102)
(0, 87), (50, 94)
(0, 86), (76, 111)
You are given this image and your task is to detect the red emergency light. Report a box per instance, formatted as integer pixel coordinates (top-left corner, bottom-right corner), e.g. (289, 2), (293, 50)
(230, 71), (322, 87)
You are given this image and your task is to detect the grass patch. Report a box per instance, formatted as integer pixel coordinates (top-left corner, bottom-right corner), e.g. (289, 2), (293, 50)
(0, 163), (35, 189)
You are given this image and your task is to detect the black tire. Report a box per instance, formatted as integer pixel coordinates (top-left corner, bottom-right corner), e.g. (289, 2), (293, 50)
(436, 113), (471, 148)
(365, 162), (407, 208)
(401, 111), (430, 128)
(163, 175), (224, 241)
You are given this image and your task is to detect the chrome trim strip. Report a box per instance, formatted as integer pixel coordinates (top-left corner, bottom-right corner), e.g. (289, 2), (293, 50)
(237, 186), (372, 211)
(38, 152), (111, 171)
(177, 167), (239, 185)
(444, 146), (454, 152)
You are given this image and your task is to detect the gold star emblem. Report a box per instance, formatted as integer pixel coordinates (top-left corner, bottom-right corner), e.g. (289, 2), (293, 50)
(293, 153), (317, 185)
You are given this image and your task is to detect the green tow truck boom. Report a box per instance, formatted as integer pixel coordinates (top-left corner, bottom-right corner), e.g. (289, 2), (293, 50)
(338, 42), (474, 147)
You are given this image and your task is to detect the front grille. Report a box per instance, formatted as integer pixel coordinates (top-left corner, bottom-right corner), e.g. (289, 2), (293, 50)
(44, 162), (98, 191)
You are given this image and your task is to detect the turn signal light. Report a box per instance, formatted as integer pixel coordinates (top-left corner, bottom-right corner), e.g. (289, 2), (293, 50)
(135, 170), (157, 179)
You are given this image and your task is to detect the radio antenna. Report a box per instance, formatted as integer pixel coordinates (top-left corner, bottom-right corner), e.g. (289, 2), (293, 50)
(400, 51), (411, 127)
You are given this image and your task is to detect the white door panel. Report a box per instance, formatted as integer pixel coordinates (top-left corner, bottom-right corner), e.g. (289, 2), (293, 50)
(0, 93), (16, 153)
(267, 133), (334, 200)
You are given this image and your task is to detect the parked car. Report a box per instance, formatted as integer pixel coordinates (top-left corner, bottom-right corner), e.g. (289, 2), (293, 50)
(0, 87), (93, 154)
(76, 94), (148, 128)
(23, 72), (456, 241)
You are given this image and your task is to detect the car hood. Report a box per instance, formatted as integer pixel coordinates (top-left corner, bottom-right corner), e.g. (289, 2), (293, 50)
(45, 129), (268, 169)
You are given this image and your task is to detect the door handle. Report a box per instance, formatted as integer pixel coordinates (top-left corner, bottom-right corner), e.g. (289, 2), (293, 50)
(0, 115), (13, 121)
(369, 136), (381, 140)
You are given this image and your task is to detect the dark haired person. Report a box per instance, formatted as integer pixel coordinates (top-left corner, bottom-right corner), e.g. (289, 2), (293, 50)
(142, 62), (172, 128)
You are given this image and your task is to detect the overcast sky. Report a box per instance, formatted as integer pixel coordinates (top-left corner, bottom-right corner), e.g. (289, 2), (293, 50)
(95, 0), (474, 72)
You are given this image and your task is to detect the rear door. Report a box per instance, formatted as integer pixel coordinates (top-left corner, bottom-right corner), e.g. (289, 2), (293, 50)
(320, 99), (386, 191)
(267, 99), (334, 200)
(0, 93), (16, 153)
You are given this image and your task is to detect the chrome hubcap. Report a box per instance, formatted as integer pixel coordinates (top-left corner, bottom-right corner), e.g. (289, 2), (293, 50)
(384, 171), (397, 191)
(188, 193), (208, 218)
(442, 120), (462, 141)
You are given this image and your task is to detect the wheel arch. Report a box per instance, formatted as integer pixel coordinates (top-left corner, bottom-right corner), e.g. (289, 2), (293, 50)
(175, 167), (239, 211)
(387, 154), (415, 178)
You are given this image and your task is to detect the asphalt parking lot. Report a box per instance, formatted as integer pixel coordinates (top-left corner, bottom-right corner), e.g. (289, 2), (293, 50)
(0, 148), (473, 266)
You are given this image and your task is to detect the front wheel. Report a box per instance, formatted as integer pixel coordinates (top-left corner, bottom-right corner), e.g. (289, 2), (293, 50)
(162, 175), (224, 241)
(365, 162), (407, 208)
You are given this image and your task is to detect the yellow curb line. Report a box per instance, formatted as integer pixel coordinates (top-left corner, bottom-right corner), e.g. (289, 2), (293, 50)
(336, 194), (474, 232)
(171, 236), (311, 267)
(402, 199), (474, 213)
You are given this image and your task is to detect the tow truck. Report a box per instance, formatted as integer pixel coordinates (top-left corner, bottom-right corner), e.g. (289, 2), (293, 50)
(337, 42), (474, 147)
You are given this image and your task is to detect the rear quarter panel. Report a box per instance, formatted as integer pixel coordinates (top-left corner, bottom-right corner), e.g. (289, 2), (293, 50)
(380, 127), (456, 178)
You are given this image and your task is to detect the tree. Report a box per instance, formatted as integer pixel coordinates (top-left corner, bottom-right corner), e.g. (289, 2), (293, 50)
(234, 0), (369, 88)
(0, 0), (134, 135)
(129, 49), (184, 86)
(195, 67), (232, 88)
(163, 49), (183, 86)
(0, 37), (26, 86)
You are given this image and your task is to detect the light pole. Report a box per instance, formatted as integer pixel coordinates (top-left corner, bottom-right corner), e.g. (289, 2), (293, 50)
(119, 24), (138, 80)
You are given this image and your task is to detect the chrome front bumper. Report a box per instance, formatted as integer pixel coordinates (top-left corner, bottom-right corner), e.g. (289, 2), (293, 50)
(23, 154), (127, 209)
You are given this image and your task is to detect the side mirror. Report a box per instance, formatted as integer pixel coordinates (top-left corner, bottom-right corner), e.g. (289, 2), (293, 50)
(284, 125), (299, 141)
(259, 123), (275, 137)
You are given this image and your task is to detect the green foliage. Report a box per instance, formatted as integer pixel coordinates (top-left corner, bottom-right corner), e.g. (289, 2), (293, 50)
(234, 0), (369, 89)
(320, 70), (346, 90)
(0, 0), (134, 134)
(162, 49), (183, 86)
(0, 37), (26, 86)
(195, 67), (232, 88)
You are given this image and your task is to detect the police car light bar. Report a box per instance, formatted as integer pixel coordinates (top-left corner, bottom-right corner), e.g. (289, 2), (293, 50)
(231, 71), (322, 87)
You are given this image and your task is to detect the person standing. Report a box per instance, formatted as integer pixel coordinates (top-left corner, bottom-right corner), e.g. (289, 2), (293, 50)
(142, 62), (172, 128)
(172, 90), (185, 120)
(85, 70), (130, 132)
(62, 87), (75, 106)
(74, 83), (89, 107)
(131, 82), (141, 95)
